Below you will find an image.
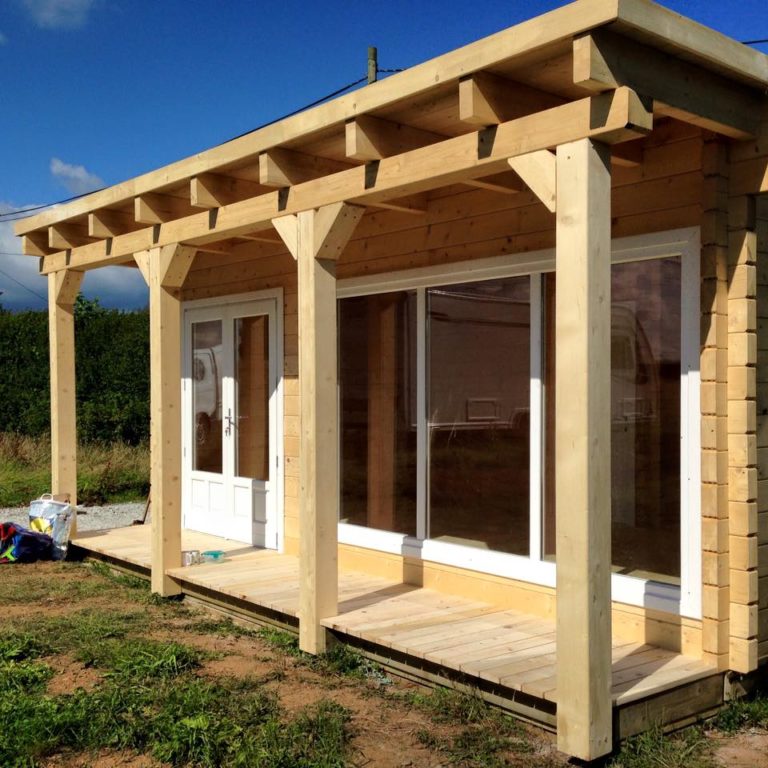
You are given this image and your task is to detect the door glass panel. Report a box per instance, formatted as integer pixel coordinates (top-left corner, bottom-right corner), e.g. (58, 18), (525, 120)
(427, 277), (530, 555)
(191, 320), (223, 473)
(235, 315), (270, 481)
(339, 291), (418, 535)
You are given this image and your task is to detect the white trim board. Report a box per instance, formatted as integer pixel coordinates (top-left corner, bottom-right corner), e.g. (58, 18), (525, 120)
(337, 227), (701, 619)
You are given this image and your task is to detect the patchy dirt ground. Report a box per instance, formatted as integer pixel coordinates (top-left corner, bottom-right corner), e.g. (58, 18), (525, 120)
(3, 560), (767, 768)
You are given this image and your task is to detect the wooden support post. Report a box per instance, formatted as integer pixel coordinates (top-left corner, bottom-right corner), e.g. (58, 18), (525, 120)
(554, 138), (612, 761)
(135, 244), (196, 596)
(272, 202), (364, 653)
(48, 270), (83, 535)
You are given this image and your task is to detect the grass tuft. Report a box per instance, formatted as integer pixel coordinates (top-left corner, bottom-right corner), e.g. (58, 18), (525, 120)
(608, 727), (711, 768)
(409, 687), (534, 766)
(714, 694), (768, 733)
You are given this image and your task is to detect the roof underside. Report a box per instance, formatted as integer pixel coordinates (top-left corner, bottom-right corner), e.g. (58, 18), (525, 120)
(14, 0), (768, 272)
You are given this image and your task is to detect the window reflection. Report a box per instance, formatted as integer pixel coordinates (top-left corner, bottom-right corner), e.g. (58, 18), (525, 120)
(542, 257), (681, 583)
(427, 278), (530, 555)
(339, 292), (418, 535)
(191, 320), (223, 474)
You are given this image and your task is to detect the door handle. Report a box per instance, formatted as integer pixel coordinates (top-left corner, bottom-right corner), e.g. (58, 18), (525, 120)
(224, 408), (234, 436)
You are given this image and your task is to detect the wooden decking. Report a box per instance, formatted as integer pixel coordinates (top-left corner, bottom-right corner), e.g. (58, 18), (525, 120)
(72, 525), (722, 736)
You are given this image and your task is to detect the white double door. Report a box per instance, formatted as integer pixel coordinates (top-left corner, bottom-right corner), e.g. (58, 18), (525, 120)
(182, 298), (279, 547)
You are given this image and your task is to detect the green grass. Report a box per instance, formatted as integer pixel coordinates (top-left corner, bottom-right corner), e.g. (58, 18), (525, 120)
(0, 564), (354, 767)
(714, 693), (768, 733)
(608, 727), (712, 768)
(408, 687), (537, 767)
(0, 432), (149, 507)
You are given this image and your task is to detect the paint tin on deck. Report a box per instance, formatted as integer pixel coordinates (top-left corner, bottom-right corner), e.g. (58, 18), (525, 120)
(181, 550), (202, 566)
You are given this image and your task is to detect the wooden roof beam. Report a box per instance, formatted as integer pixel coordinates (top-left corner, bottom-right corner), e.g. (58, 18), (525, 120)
(190, 173), (266, 208)
(259, 148), (352, 187)
(39, 88), (652, 274)
(89, 209), (136, 238)
(345, 115), (444, 161)
(573, 29), (762, 140)
(49, 223), (93, 250)
(22, 231), (54, 256)
(135, 193), (194, 224)
(458, 71), (563, 126)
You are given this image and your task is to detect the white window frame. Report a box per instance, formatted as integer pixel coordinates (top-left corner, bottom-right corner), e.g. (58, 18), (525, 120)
(337, 227), (701, 618)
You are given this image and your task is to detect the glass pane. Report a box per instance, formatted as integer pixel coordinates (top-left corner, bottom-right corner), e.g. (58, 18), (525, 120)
(541, 257), (682, 583)
(192, 320), (223, 473)
(611, 257), (681, 582)
(235, 315), (270, 481)
(542, 273), (556, 559)
(339, 292), (417, 535)
(428, 277), (530, 555)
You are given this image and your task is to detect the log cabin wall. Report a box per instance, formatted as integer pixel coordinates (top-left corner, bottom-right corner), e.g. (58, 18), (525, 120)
(757, 194), (768, 662)
(179, 118), (709, 656)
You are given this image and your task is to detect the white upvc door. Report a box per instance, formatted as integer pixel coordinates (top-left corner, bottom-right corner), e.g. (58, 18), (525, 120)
(182, 298), (279, 547)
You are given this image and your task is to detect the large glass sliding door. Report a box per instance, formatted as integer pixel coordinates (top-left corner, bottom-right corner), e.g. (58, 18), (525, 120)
(337, 230), (700, 615)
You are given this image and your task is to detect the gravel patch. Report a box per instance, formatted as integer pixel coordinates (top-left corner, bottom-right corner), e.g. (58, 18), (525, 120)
(0, 501), (148, 532)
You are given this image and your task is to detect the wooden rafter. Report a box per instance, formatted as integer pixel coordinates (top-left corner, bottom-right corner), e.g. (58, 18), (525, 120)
(88, 209), (135, 238)
(259, 148), (352, 187)
(459, 71), (563, 125)
(573, 29), (762, 139)
(190, 173), (265, 208)
(345, 115), (444, 161)
(135, 193), (193, 224)
(38, 88), (652, 274)
(49, 223), (91, 250)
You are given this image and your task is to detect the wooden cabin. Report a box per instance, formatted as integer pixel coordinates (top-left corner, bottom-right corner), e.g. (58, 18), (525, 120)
(14, 0), (768, 759)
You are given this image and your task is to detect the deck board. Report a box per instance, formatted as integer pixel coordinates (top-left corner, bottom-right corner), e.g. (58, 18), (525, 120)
(72, 525), (718, 712)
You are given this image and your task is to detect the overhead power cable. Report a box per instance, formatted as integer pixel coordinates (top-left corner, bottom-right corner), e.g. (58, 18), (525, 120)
(0, 265), (48, 303)
(0, 71), (380, 224)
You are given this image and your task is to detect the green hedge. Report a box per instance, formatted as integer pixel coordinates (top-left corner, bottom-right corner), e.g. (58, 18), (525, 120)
(0, 296), (149, 444)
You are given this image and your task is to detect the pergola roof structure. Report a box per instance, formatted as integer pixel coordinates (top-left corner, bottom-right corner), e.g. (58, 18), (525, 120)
(15, 0), (768, 271)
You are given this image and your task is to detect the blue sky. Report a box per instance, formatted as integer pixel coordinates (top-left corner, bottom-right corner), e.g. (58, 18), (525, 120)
(1, 0), (766, 311)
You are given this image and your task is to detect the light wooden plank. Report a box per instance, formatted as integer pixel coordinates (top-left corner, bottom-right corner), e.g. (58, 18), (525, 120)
(48, 270), (84, 534)
(287, 203), (363, 654)
(144, 244), (188, 596)
(554, 138), (613, 761)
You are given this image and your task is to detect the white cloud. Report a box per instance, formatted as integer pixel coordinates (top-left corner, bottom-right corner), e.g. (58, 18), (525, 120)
(50, 157), (103, 196)
(21, 0), (97, 29)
